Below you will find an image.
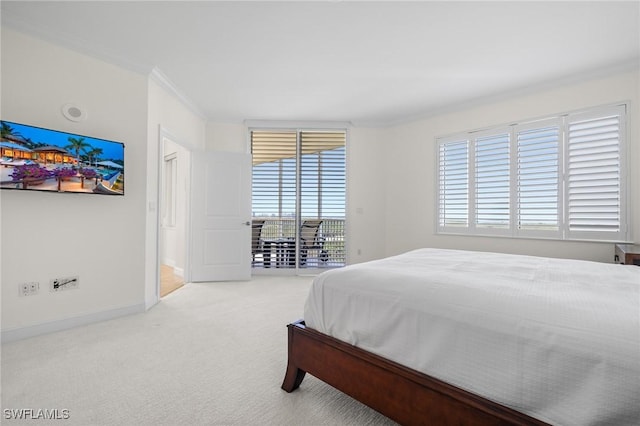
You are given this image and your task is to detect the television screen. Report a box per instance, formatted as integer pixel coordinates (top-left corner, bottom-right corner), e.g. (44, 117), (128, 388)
(0, 120), (124, 195)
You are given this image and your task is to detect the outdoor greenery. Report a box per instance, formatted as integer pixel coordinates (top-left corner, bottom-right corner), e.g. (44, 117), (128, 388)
(65, 137), (91, 165)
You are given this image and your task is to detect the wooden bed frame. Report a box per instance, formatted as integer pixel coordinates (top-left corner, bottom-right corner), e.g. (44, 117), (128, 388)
(281, 320), (550, 426)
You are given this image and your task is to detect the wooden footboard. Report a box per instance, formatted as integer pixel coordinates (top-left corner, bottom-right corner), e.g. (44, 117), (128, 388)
(281, 320), (549, 426)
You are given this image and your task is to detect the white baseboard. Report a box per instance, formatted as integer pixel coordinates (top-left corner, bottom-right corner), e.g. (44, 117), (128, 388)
(161, 261), (184, 278)
(173, 266), (184, 278)
(162, 259), (176, 268)
(1, 303), (145, 343)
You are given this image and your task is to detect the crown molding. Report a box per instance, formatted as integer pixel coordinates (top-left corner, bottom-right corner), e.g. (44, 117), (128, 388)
(243, 119), (352, 130)
(149, 67), (208, 121)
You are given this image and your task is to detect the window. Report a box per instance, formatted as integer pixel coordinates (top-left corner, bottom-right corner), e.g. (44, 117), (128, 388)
(436, 104), (628, 242)
(475, 130), (510, 232)
(438, 138), (469, 228)
(251, 129), (346, 269)
(566, 108), (625, 240)
(300, 132), (346, 220)
(251, 131), (297, 220)
(516, 120), (561, 238)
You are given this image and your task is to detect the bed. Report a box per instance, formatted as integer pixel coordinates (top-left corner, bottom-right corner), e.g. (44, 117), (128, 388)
(281, 248), (640, 425)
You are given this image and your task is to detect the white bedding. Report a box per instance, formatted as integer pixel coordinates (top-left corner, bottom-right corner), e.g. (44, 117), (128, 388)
(304, 248), (640, 426)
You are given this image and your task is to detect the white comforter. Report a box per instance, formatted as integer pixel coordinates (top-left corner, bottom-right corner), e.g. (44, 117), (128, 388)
(304, 248), (640, 426)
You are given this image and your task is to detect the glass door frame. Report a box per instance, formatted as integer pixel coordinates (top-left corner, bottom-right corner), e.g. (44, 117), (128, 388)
(248, 123), (348, 276)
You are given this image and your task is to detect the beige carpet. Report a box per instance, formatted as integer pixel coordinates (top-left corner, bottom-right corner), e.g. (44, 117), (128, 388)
(1, 276), (396, 425)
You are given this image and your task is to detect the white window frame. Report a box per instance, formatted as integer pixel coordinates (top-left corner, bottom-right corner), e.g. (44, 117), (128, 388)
(513, 117), (563, 240)
(435, 103), (629, 243)
(563, 105), (628, 242)
(471, 127), (512, 237)
(250, 128), (348, 270)
(436, 135), (470, 234)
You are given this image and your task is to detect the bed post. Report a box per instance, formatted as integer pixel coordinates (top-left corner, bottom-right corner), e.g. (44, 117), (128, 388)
(281, 320), (307, 392)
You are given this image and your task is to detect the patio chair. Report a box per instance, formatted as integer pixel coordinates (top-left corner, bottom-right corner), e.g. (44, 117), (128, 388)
(251, 219), (266, 265)
(299, 220), (329, 266)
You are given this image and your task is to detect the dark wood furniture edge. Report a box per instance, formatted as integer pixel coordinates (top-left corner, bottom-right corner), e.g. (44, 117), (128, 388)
(281, 320), (549, 426)
(615, 243), (640, 265)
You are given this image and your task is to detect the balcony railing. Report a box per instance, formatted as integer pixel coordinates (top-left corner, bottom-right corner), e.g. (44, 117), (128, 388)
(253, 217), (345, 269)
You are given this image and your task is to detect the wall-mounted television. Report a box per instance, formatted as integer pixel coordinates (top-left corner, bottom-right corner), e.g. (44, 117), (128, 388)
(0, 120), (124, 195)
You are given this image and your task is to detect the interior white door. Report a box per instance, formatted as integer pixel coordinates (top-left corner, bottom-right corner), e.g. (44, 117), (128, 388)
(190, 151), (252, 282)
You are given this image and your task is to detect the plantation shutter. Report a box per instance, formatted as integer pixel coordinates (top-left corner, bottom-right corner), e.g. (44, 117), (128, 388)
(474, 131), (510, 231)
(438, 139), (469, 229)
(515, 120), (561, 237)
(435, 103), (628, 242)
(566, 106), (625, 240)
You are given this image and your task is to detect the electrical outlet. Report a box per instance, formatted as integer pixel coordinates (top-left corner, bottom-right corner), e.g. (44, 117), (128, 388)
(19, 282), (39, 296)
(50, 276), (79, 292)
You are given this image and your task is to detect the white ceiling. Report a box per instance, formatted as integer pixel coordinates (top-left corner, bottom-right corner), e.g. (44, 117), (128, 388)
(2, 1), (639, 127)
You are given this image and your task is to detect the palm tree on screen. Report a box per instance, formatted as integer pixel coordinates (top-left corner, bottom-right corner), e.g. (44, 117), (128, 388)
(0, 122), (22, 141)
(86, 147), (103, 167)
(65, 137), (90, 166)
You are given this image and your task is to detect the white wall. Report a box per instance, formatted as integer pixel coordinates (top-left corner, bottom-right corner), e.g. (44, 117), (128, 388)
(346, 127), (387, 262)
(205, 122), (247, 153)
(1, 29), (148, 339)
(382, 69), (640, 262)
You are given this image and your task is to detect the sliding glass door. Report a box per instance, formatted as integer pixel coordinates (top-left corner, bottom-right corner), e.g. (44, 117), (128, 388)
(251, 129), (346, 272)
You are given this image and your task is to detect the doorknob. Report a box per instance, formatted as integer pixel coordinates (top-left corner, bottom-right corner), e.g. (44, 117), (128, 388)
(244, 221), (251, 226)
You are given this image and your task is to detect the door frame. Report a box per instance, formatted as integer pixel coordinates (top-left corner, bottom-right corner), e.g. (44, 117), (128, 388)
(156, 127), (192, 299)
